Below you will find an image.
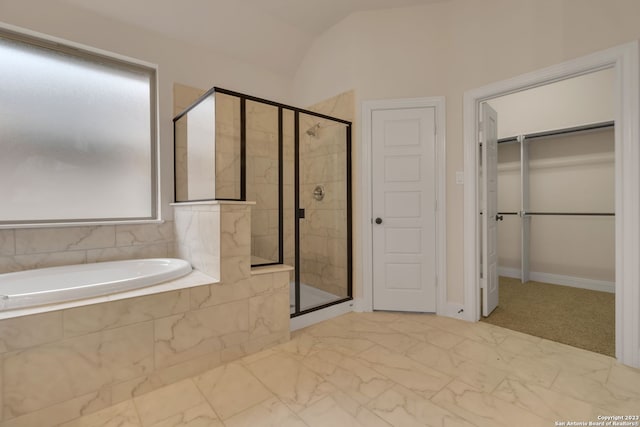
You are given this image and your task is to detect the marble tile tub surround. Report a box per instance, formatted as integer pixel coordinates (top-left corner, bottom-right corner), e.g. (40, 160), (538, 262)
(172, 201), (257, 281)
(52, 311), (640, 427)
(0, 222), (174, 275)
(0, 201), (291, 425)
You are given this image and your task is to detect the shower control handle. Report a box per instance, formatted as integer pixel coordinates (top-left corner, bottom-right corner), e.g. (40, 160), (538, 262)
(375, 217), (383, 225)
(313, 185), (325, 201)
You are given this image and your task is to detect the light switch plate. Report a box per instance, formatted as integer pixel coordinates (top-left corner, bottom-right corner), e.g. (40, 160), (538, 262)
(456, 171), (464, 185)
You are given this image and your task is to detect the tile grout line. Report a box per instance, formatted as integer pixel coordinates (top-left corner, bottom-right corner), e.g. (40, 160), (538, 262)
(241, 342), (326, 419)
(190, 375), (223, 422)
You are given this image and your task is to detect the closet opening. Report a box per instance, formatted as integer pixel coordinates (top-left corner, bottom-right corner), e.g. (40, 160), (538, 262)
(478, 68), (616, 356)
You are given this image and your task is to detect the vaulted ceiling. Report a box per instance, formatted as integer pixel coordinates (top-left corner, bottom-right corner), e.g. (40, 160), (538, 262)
(59, 0), (446, 76)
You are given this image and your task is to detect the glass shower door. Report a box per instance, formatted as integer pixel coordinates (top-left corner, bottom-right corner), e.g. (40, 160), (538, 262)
(294, 112), (351, 314)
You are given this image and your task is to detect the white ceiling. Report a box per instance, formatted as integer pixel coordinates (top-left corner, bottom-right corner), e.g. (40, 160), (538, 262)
(242, 0), (443, 35)
(59, 0), (444, 76)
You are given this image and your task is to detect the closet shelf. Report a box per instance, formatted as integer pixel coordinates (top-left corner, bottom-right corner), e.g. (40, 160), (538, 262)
(498, 120), (614, 144)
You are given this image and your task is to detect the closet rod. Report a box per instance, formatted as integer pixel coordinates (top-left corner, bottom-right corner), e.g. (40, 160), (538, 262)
(497, 211), (614, 216)
(497, 120), (614, 144)
(526, 212), (614, 216)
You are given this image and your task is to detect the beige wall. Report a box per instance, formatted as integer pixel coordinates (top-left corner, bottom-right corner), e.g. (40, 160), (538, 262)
(488, 68), (615, 139)
(290, 0), (640, 305)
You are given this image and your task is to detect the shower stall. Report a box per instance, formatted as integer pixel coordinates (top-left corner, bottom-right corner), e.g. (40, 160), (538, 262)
(174, 87), (352, 316)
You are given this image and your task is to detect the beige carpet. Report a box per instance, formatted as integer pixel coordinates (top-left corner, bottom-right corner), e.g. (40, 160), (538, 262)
(481, 276), (615, 356)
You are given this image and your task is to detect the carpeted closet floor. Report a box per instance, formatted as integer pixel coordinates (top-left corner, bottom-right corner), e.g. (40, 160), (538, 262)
(481, 276), (615, 356)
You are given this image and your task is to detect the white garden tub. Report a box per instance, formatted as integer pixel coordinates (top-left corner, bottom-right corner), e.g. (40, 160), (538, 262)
(0, 258), (192, 311)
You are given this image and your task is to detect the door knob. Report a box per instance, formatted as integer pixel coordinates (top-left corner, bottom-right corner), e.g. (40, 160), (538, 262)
(495, 215), (504, 221)
(375, 217), (383, 224)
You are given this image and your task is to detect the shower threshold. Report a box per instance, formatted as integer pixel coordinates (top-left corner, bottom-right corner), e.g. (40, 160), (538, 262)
(289, 282), (340, 314)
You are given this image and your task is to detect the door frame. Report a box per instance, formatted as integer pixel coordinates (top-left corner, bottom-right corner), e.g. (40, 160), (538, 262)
(361, 97), (447, 315)
(463, 41), (640, 368)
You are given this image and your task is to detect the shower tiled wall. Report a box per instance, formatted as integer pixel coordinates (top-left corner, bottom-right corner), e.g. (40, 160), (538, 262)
(0, 223), (174, 274)
(215, 93), (242, 200)
(282, 110), (296, 274)
(174, 84), (242, 201)
(299, 91), (354, 298)
(174, 84), (282, 264)
(246, 101), (280, 263)
(173, 84), (354, 300)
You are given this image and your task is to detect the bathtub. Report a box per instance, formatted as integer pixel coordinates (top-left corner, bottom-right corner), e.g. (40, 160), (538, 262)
(0, 258), (192, 311)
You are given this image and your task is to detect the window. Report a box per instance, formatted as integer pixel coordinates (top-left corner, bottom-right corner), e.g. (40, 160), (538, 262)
(0, 28), (157, 226)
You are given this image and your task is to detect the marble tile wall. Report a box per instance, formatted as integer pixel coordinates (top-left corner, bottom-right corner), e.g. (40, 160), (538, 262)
(283, 109), (296, 282)
(0, 222), (174, 275)
(246, 101), (281, 263)
(215, 93), (242, 200)
(175, 84), (284, 265)
(174, 83), (206, 201)
(173, 83), (207, 117)
(173, 202), (290, 361)
(0, 202), (291, 426)
(173, 204), (221, 279)
(174, 84), (243, 202)
(174, 111), (190, 201)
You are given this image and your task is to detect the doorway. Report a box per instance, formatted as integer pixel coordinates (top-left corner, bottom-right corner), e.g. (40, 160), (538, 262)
(361, 97), (447, 314)
(478, 69), (616, 356)
(463, 42), (640, 368)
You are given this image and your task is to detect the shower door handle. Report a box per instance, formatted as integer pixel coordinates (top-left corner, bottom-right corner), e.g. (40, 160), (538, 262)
(375, 217), (383, 225)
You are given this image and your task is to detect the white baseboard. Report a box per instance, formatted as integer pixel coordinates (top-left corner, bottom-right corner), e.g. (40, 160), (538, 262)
(351, 298), (369, 312)
(439, 303), (474, 321)
(290, 300), (355, 331)
(353, 298), (474, 322)
(498, 267), (615, 293)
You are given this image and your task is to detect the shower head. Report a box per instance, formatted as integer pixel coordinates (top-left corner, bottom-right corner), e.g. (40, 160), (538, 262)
(306, 123), (321, 138)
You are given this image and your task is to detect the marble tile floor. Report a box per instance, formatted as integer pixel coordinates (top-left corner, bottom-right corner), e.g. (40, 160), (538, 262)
(56, 311), (640, 427)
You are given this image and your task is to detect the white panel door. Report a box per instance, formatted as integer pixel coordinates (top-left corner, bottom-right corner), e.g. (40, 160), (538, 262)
(481, 103), (499, 316)
(372, 107), (436, 312)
